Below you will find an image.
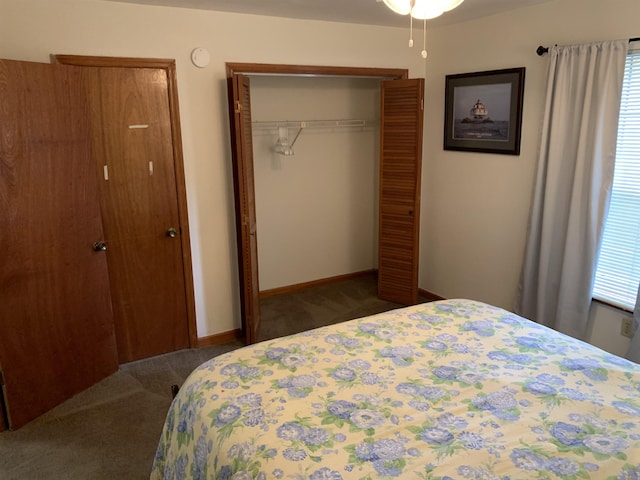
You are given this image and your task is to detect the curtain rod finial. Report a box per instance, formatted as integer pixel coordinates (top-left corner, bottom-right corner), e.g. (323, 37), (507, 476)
(536, 45), (549, 56)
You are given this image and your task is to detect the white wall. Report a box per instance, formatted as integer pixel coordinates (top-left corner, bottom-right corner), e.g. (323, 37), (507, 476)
(0, 0), (421, 338)
(588, 302), (633, 355)
(250, 76), (381, 290)
(422, 0), (639, 355)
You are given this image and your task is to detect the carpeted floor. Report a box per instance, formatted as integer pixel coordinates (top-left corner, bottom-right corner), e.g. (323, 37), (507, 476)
(0, 275), (411, 479)
(0, 343), (242, 480)
(257, 274), (406, 341)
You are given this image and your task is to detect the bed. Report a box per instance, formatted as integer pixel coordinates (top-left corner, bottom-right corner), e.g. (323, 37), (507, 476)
(151, 299), (640, 479)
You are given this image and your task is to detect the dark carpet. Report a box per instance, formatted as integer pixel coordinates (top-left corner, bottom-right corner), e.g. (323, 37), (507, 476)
(0, 275), (410, 479)
(257, 274), (406, 341)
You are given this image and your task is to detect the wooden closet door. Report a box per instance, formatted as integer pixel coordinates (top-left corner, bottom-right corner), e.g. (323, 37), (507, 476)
(228, 74), (261, 344)
(0, 59), (118, 429)
(87, 67), (191, 363)
(378, 78), (424, 305)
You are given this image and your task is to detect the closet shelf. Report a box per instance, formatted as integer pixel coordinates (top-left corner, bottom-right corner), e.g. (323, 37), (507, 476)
(252, 119), (376, 130)
(252, 119), (378, 156)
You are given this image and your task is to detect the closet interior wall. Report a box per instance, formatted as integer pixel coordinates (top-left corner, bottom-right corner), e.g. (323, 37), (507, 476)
(250, 76), (382, 291)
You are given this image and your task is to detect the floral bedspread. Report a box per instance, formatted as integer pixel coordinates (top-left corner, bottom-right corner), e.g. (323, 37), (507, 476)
(151, 299), (640, 479)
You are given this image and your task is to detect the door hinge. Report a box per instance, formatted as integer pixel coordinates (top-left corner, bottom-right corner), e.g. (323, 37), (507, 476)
(421, 99), (424, 111)
(235, 101), (243, 114)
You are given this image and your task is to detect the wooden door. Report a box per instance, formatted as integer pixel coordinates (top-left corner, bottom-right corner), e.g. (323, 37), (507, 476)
(0, 396), (5, 431)
(87, 67), (191, 363)
(0, 59), (119, 429)
(228, 74), (261, 344)
(378, 79), (424, 305)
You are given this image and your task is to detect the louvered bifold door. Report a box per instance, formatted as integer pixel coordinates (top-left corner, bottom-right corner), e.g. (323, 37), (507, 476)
(378, 78), (425, 305)
(229, 73), (261, 344)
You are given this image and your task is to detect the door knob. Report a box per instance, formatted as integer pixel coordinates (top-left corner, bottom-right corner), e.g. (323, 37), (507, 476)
(93, 241), (107, 252)
(166, 227), (177, 238)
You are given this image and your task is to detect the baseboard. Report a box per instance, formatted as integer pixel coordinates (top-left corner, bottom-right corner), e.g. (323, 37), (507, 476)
(194, 280), (444, 347)
(196, 328), (243, 347)
(260, 269), (377, 299)
(419, 288), (446, 302)
(259, 270), (446, 303)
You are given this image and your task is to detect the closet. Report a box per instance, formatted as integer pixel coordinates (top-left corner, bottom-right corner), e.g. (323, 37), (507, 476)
(227, 64), (424, 344)
(0, 56), (195, 430)
(250, 75), (382, 291)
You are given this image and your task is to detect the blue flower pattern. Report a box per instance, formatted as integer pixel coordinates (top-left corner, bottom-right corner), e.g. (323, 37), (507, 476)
(152, 300), (640, 479)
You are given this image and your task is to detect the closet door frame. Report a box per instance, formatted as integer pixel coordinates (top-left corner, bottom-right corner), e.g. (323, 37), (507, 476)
(226, 63), (410, 344)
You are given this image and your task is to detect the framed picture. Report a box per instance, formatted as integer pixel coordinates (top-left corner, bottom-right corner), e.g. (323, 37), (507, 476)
(444, 67), (525, 155)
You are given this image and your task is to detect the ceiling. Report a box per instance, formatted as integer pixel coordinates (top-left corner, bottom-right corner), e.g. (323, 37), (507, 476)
(102, 0), (555, 28)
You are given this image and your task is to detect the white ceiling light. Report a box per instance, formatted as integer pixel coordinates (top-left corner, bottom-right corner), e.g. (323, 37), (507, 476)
(382, 0), (464, 57)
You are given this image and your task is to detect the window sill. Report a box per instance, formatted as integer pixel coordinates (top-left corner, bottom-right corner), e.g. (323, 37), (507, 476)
(591, 297), (634, 314)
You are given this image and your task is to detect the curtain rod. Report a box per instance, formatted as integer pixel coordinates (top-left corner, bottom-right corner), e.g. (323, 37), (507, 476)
(536, 37), (640, 56)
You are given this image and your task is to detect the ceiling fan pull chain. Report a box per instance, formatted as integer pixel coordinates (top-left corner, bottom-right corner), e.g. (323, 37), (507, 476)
(422, 19), (428, 58)
(409, 14), (414, 47)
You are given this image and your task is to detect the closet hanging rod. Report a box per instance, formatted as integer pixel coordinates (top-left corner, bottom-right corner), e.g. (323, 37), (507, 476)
(252, 119), (375, 130)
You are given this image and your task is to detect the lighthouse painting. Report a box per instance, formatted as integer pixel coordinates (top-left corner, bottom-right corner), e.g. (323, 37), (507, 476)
(453, 83), (511, 140)
(444, 67), (526, 155)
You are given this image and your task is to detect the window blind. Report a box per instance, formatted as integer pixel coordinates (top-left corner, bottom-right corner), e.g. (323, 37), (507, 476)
(592, 41), (640, 311)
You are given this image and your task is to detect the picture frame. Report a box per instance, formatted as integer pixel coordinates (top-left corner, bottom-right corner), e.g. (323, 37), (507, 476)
(444, 67), (525, 155)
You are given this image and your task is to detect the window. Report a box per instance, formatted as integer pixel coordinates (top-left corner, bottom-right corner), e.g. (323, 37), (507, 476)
(592, 41), (640, 311)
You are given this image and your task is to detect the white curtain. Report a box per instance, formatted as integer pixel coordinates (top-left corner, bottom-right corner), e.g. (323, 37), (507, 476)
(628, 283), (640, 362)
(516, 40), (628, 340)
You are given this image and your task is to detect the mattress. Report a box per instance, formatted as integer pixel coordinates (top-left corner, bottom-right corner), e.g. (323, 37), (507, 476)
(151, 299), (640, 479)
